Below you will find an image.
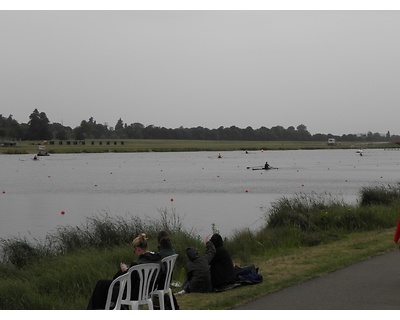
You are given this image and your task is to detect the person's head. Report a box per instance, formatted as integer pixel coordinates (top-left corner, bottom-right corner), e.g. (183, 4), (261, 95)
(210, 233), (224, 248)
(186, 247), (199, 262)
(132, 233), (148, 256)
(157, 230), (171, 246)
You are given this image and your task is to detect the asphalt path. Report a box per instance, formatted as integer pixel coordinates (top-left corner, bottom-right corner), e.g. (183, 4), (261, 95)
(236, 249), (400, 310)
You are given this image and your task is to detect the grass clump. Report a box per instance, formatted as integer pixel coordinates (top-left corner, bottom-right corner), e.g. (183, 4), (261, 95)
(360, 183), (400, 206)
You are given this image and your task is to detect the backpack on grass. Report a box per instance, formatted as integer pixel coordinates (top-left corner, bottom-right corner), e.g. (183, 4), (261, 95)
(234, 264), (263, 285)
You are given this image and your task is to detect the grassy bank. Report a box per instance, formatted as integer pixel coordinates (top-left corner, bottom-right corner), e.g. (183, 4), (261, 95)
(178, 228), (395, 310)
(0, 184), (399, 309)
(1, 139), (398, 154)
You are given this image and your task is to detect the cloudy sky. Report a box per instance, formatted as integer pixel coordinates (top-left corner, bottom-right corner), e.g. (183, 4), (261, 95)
(1, 5), (399, 135)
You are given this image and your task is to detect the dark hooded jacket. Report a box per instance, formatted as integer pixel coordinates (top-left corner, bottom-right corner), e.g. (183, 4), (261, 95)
(183, 241), (216, 293)
(209, 234), (236, 289)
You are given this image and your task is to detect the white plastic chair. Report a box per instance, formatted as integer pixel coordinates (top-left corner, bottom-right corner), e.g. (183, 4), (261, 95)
(121, 263), (161, 310)
(151, 254), (179, 310)
(105, 272), (130, 310)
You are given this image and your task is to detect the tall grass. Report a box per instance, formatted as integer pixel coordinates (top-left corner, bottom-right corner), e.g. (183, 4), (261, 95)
(360, 183), (400, 206)
(0, 208), (192, 267)
(0, 183), (399, 309)
(225, 187), (399, 262)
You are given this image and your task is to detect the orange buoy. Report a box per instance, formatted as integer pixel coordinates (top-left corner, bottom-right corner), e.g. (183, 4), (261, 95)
(61, 210), (65, 215)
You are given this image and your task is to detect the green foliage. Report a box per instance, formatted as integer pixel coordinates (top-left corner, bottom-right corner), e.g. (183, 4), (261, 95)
(0, 238), (48, 268)
(267, 192), (395, 232)
(225, 228), (266, 263)
(360, 183), (400, 206)
(267, 193), (349, 231)
(0, 208), (191, 268)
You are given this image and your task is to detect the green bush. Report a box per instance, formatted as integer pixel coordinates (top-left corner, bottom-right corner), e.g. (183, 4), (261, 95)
(0, 238), (47, 268)
(360, 183), (400, 206)
(262, 188), (399, 249)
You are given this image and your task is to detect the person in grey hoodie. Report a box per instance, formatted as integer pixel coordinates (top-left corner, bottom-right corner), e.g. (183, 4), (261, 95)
(179, 238), (216, 294)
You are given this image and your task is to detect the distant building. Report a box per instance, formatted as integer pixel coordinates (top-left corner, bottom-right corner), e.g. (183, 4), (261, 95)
(327, 138), (336, 146)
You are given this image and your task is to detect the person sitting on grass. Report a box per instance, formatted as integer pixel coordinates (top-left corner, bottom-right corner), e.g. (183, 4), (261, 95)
(209, 233), (236, 291)
(178, 236), (216, 294)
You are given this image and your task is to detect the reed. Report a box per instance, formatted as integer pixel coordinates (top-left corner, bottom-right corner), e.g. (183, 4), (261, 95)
(360, 183), (400, 206)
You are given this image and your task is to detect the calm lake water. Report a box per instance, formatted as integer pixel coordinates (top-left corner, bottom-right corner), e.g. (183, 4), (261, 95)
(1, 149), (400, 240)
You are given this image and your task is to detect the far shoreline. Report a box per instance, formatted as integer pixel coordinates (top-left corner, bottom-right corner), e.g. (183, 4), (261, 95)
(1, 139), (398, 155)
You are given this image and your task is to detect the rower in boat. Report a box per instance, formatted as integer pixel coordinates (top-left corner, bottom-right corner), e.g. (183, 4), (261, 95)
(247, 162), (277, 170)
(264, 162), (271, 170)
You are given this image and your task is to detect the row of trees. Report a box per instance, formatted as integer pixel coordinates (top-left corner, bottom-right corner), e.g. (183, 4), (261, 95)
(0, 109), (398, 143)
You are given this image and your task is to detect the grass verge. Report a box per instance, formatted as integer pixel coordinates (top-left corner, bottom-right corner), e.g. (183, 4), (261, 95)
(176, 228), (395, 310)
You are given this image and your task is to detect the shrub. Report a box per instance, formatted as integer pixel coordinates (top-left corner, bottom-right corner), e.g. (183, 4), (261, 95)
(266, 193), (347, 232)
(0, 238), (46, 268)
(360, 183), (400, 206)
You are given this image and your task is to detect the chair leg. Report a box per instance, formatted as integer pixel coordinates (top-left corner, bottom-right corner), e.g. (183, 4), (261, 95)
(158, 293), (165, 310)
(130, 301), (139, 310)
(166, 290), (175, 310)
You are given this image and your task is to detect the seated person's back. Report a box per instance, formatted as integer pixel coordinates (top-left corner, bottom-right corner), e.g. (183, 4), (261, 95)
(184, 240), (216, 293)
(209, 233), (236, 290)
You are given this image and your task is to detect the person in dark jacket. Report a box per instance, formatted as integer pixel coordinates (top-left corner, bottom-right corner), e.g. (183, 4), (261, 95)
(209, 233), (236, 290)
(180, 238), (216, 294)
(157, 230), (176, 259)
(87, 233), (162, 309)
(264, 162), (271, 170)
(155, 230), (180, 309)
(156, 230), (176, 290)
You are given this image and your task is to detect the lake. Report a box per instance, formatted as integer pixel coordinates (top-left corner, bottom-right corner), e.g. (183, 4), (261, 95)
(1, 149), (400, 240)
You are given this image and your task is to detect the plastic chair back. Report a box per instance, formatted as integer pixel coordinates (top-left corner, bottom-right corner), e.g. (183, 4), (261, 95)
(151, 254), (178, 310)
(105, 272), (130, 310)
(122, 263), (161, 310)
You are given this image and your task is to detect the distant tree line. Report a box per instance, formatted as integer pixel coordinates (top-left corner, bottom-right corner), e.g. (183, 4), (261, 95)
(0, 109), (398, 143)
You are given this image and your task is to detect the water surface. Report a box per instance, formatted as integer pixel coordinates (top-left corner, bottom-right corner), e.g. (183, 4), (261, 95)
(1, 149), (399, 239)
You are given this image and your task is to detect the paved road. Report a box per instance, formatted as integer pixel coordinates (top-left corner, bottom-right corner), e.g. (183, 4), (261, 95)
(236, 249), (400, 310)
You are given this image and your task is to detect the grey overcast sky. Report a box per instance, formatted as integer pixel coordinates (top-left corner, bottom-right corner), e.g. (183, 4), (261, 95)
(1, 6), (400, 135)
